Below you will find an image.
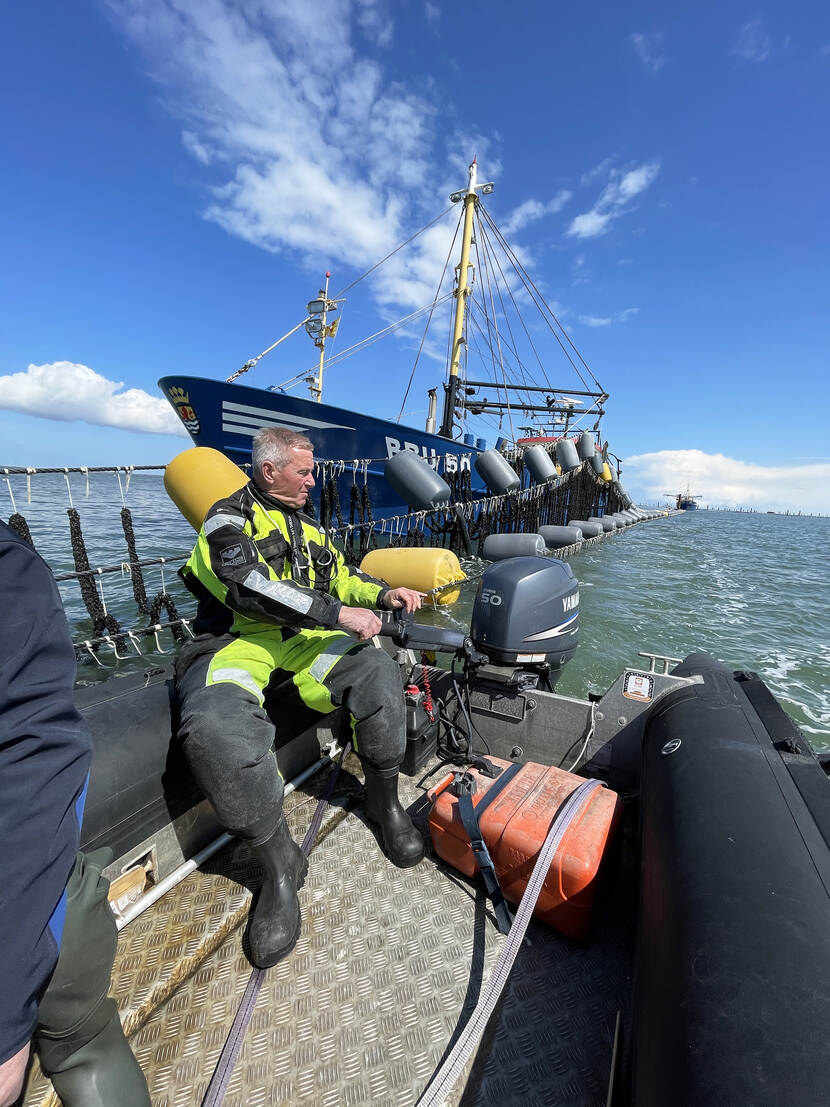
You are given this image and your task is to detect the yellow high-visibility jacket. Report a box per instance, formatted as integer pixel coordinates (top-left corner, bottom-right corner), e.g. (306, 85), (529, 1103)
(181, 482), (387, 637)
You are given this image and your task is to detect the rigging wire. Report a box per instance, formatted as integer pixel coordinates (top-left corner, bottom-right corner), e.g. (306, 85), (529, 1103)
(475, 220), (538, 404)
(271, 296), (453, 393)
(395, 210), (464, 423)
(478, 204), (606, 395)
(332, 206), (454, 299)
(473, 215), (519, 442)
(476, 211), (553, 394)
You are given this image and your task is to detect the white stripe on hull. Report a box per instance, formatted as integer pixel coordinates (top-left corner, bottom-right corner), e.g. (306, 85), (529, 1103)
(222, 400), (354, 431)
(221, 418), (354, 438)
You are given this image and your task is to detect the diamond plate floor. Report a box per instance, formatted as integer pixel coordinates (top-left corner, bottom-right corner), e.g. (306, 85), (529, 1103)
(25, 753), (634, 1107)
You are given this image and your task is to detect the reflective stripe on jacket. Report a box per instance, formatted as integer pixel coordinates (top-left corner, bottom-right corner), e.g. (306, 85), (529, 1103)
(180, 481), (387, 636)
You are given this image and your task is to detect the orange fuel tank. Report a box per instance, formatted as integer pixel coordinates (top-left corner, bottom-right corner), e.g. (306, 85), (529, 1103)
(428, 757), (621, 940)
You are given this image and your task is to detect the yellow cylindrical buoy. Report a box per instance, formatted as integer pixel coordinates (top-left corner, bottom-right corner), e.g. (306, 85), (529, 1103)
(360, 547), (466, 605)
(601, 461), (613, 482)
(164, 447), (248, 531)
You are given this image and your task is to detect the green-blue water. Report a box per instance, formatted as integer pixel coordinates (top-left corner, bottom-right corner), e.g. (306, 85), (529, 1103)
(6, 472), (828, 751)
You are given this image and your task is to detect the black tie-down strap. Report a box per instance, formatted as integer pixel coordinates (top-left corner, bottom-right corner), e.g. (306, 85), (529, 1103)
(456, 762), (522, 935)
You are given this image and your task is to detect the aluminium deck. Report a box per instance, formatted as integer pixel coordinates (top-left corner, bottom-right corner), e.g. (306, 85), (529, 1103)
(25, 753), (632, 1107)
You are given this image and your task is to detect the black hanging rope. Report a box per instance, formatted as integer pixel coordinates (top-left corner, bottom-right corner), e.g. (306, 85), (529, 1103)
(7, 512), (33, 545)
(120, 507), (150, 615)
(147, 592), (188, 643)
(67, 507), (127, 651)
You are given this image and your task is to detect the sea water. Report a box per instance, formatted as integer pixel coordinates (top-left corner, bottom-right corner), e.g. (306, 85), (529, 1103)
(5, 472), (828, 751)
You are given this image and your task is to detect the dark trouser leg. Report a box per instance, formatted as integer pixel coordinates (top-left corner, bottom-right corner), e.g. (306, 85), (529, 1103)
(35, 850), (151, 1107)
(320, 644), (423, 867)
(176, 642), (285, 838)
(175, 638), (305, 966)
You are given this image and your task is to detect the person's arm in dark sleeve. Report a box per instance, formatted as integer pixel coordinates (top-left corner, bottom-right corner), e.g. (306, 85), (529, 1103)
(189, 502), (342, 629)
(0, 526), (91, 1066)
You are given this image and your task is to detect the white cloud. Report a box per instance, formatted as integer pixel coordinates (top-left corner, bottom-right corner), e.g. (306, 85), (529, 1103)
(182, 130), (212, 165)
(107, 0), (456, 305)
(104, 0), (523, 330)
(580, 156), (616, 187)
(425, 1), (441, 27)
(732, 19), (772, 63)
(355, 0), (394, 46)
(623, 449), (830, 513)
(578, 307), (638, 327)
(0, 362), (187, 436)
(501, 190), (572, 236)
(568, 210), (613, 239)
(566, 161), (660, 239)
(630, 31), (666, 72)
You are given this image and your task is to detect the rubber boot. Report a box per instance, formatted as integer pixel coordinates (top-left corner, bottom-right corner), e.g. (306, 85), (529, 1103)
(41, 1002), (150, 1107)
(36, 849), (151, 1107)
(362, 764), (425, 868)
(247, 816), (308, 969)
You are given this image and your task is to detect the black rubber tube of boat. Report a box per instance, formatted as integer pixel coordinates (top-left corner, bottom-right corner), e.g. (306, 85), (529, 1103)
(633, 653), (830, 1106)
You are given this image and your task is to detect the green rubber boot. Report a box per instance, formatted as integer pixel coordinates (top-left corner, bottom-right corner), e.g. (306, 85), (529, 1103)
(36, 849), (151, 1107)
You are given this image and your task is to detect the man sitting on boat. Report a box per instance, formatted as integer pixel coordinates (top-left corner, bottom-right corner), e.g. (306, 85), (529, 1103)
(175, 426), (425, 968)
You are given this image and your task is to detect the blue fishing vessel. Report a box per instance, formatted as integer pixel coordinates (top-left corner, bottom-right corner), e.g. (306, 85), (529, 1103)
(159, 161), (609, 518)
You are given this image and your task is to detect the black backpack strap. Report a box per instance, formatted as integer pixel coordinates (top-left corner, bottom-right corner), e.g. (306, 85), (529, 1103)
(456, 762), (523, 935)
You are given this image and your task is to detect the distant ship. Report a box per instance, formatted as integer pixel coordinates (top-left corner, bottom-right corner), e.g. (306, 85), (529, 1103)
(665, 484), (701, 510)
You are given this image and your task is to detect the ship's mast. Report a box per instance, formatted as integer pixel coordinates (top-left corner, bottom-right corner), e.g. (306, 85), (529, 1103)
(439, 159), (494, 438)
(304, 274), (342, 403)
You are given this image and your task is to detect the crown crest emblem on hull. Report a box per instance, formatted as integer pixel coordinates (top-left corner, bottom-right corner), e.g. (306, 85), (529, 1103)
(167, 385), (200, 435)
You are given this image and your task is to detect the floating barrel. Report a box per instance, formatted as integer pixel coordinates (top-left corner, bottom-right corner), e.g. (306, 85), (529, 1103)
(589, 515), (617, 532)
(360, 547), (466, 605)
(482, 533), (546, 560)
(476, 438), (487, 451)
(463, 433), (475, 447)
(523, 444), (558, 483)
(601, 462), (613, 482)
(576, 431), (595, 461)
(539, 525), (583, 549)
(568, 518), (603, 538)
(590, 452), (605, 475)
(475, 449), (521, 495)
(555, 438), (581, 472)
(384, 451), (451, 511)
(165, 446), (248, 530)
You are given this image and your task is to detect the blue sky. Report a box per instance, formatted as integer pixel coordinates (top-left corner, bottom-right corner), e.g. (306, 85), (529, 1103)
(2, 0), (829, 510)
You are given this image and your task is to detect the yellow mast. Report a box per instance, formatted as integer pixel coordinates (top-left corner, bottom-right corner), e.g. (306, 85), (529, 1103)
(439, 159), (493, 438)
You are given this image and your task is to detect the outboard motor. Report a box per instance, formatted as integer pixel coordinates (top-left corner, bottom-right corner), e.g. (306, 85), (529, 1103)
(469, 556), (578, 688)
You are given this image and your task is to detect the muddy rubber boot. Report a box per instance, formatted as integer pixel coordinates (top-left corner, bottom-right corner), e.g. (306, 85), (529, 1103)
(247, 816), (308, 968)
(362, 764), (425, 868)
(36, 849), (151, 1107)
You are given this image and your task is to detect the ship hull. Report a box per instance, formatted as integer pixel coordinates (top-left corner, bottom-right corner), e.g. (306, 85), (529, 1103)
(159, 375), (484, 519)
